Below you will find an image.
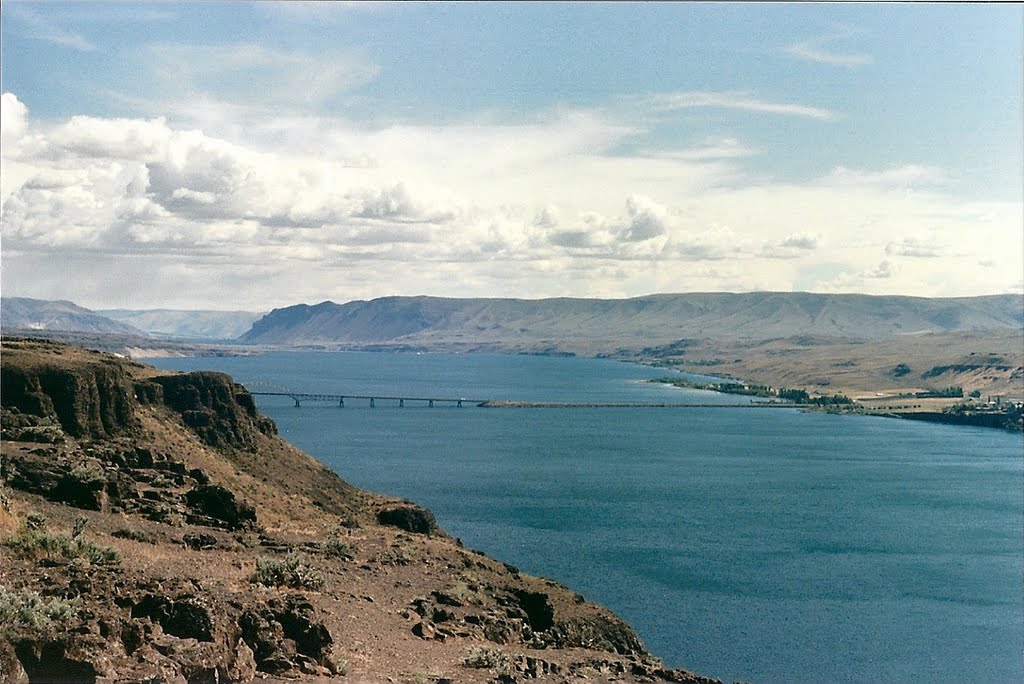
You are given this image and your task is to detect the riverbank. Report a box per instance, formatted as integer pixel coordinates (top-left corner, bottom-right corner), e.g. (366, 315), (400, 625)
(646, 375), (1024, 431)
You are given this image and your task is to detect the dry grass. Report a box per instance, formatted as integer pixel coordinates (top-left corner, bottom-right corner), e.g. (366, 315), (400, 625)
(645, 330), (1024, 401)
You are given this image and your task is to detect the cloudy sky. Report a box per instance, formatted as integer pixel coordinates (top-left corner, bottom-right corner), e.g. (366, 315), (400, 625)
(1, 2), (1021, 310)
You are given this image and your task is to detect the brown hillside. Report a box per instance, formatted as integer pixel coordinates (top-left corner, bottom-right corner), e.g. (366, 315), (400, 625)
(0, 338), (715, 683)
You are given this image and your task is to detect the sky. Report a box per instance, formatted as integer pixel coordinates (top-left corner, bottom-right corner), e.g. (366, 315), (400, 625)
(1, 1), (1022, 310)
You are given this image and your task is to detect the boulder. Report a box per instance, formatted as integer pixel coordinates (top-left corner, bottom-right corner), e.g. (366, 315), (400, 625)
(184, 484), (257, 530)
(376, 504), (438, 535)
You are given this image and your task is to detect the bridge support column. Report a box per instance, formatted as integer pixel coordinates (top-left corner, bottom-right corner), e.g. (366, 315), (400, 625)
(399, 399), (404, 407)
(457, 400), (462, 407)
(339, 397), (344, 407)
(294, 398), (301, 408)
(428, 400), (434, 408)
(370, 398), (375, 408)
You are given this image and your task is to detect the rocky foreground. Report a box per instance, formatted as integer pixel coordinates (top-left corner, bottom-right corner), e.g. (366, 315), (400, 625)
(0, 338), (719, 684)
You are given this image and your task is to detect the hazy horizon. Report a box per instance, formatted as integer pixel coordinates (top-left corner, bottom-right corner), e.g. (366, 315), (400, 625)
(2, 2), (1022, 311)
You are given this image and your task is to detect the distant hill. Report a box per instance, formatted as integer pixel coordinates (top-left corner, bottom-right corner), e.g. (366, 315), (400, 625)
(238, 292), (1024, 352)
(0, 297), (143, 335)
(98, 308), (264, 341)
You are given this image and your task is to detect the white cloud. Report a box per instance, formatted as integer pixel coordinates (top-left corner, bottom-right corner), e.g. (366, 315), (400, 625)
(865, 259), (898, 279)
(644, 91), (835, 121)
(1, 93), (29, 142)
(783, 30), (873, 68)
(620, 195), (669, 242)
(6, 6), (96, 51)
(2, 92), (1021, 307)
(648, 138), (758, 161)
(135, 42), (380, 114)
(781, 232), (820, 250)
(885, 237), (944, 258)
(822, 165), (947, 188)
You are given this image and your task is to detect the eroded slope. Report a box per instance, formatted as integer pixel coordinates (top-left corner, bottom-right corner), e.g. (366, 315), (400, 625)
(0, 338), (715, 684)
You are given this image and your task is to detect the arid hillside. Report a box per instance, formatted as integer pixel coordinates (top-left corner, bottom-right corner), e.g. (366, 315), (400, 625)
(238, 292), (1023, 352)
(629, 329), (1024, 402)
(0, 338), (715, 684)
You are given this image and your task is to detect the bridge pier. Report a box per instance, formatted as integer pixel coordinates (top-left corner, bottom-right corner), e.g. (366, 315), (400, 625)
(457, 400), (462, 407)
(338, 397), (344, 407)
(369, 398), (375, 408)
(294, 398), (301, 408)
(428, 400), (434, 408)
(399, 399), (404, 407)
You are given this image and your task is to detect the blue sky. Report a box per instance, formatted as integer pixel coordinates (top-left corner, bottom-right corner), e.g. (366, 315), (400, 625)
(1, 2), (1021, 308)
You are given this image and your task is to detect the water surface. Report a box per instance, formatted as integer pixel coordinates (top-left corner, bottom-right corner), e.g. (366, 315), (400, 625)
(151, 351), (1024, 683)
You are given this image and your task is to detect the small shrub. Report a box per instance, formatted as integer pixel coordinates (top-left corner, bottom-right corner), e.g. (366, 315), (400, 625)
(462, 645), (511, 670)
(112, 527), (152, 543)
(323, 538), (354, 560)
(253, 553), (324, 589)
(446, 579), (485, 606)
(25, 512), (47, 530)
(329, 517), (361, 533)
(0, 585), (79, 638)
(68, 464), (106, 487)
(331, 656), (350, 676)
(3, 520), (120, 566)
(72, 516), (88, 539)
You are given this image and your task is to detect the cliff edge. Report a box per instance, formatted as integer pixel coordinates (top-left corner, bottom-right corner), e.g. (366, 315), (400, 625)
(0, 338), (717, 684)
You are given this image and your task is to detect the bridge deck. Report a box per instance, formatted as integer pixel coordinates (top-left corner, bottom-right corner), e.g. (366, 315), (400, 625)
(249, 391), (485, 406)
(249, 391), (802, 409)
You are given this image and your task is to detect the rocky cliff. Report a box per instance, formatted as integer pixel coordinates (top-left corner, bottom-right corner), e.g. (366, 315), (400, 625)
(0, 338), (717, 684)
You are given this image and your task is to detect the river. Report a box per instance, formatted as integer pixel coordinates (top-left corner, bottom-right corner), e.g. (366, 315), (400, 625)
(149, 351), (1024, 683)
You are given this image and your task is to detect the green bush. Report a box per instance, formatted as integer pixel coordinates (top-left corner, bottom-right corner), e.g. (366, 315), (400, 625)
(462, 645), (511, 670)
(112, 527), (152, 543)
(0, 585), (79, 638)
(3, 518), (119, 566)
(253, 553), (324, 589)
(323, 538), (355, 560)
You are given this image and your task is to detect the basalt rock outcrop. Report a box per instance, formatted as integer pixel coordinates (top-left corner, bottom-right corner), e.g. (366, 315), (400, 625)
(1, 338), (718, 683)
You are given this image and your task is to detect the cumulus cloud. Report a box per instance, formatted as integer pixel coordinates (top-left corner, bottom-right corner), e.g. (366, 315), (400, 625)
(1, 93), (29, 142)
(761, 232), (821, 259)
(50, 115), (171, 160)
(2, 91), (1021, 306)
(620, 195), (669, 242)
(865, 259), (897, 279)
(885, 237), (944, 258)
(781, 232), (820, 250)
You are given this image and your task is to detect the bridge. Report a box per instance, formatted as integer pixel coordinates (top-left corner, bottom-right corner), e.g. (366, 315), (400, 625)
(248, 391), (801, 410)
(248, 391), (486, 408)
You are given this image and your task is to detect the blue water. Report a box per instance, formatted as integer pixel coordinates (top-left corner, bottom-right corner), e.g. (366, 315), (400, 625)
(150, 351), (1024, 683)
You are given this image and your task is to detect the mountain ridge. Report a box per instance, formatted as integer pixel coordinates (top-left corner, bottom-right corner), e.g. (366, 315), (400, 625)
(97, 308), (264, 341)
(239, 292), (1024, 352)
(0, 297), (144, 336)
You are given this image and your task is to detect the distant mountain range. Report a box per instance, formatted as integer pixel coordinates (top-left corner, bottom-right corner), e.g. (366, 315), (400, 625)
(5, 293), (1022, 353)
(1, 298), (261, 341)
(0, 297), (142, 335)
(98, 309), (264, 341)
(238, 292), (1024, 353)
